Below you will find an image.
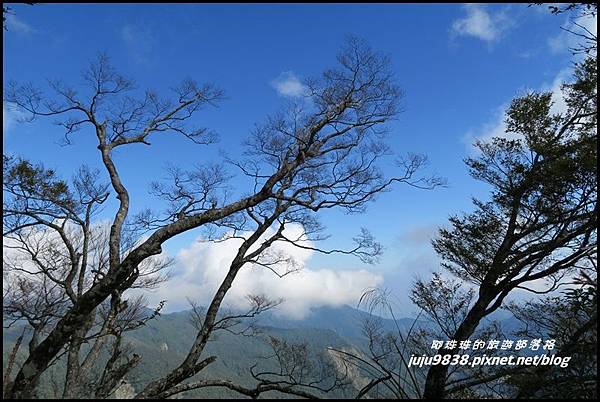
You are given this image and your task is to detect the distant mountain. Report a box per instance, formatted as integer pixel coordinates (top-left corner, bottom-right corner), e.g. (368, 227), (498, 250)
(3, 304), (524, 398)
(4, 305), (381, 398)
(255, 304), (423, 340)
(123, 312), (359, 399)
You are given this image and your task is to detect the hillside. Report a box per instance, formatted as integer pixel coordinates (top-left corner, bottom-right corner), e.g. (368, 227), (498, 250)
(3, 305), (402, 398)
(3, 304), (526, 398)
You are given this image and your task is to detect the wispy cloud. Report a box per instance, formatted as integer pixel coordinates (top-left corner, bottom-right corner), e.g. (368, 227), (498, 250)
(3, 101), (26, 136)
(270, 72), (308, 98)
(462, 68), (572, 152)
(4, 13), (35, 34)
(119, 24), (157, 64)
(548, 13), (597, 54)
(396, 224), (440, 247)
(451, 4), (513, 43)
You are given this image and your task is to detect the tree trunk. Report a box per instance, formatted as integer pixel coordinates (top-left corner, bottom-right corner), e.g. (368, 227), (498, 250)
(422, 289), (496, 399)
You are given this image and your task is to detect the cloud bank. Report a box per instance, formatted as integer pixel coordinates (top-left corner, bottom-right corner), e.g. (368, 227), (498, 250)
(144, 224), (383, 319)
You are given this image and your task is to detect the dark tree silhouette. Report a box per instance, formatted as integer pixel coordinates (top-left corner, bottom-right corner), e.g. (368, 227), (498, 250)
(420, 42), (597, 402)
(3, 157), (169, 398)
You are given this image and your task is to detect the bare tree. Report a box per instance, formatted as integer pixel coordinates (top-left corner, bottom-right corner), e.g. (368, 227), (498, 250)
(3, 157), (169, 398)
(156, 333), (350, 399)
(4, 37), (440, 398)
(134, 38), (443, 398)
(328, 287), (425, 399)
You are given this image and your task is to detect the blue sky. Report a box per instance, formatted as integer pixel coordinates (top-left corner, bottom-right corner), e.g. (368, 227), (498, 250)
(3, 3), (588, 315)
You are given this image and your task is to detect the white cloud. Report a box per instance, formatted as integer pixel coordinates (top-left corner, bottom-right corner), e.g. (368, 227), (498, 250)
(143, 224), (383, 319)
(270, 72), (308, 98)
(3, 220), (110, 271)
(4, 218), (381, 319)
(548, 13), (597, 54)
(451, 4), (512, 43)
(463, 68), (571, 152)
(462, 103), (520, 152)
(4, 13), (35, 34)
(541, 68), (571, 115)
